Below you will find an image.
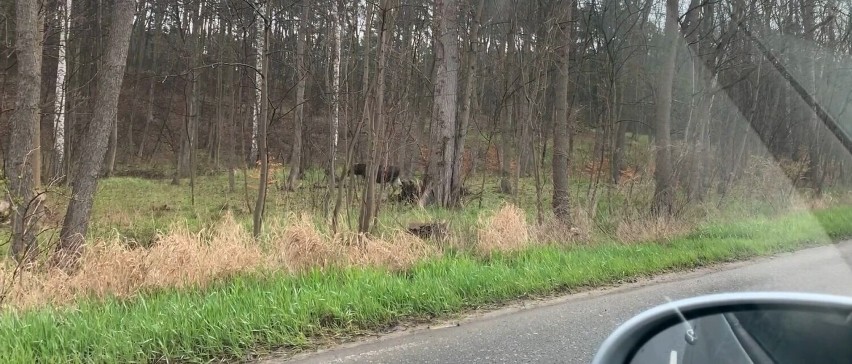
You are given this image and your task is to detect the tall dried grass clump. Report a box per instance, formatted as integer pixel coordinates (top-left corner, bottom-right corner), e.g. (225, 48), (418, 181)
(0, 213), (266, 310)
(476, 204), (530, 255)
(532, 209), (590, 245)
(267, 215), (439, 273)
(66, 240), (149, 299)
(145, 214), (265, 288)
(267, 215), (340, 273)
(0, 240), (149, 310)
(344, 232), (438, 271)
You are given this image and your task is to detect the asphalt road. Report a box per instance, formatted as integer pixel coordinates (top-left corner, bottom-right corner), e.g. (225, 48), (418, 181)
(265, 242), (852, 364)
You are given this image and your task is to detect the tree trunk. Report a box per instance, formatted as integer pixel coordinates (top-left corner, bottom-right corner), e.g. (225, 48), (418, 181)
(126, 0), (148, 157)
(105, 119), (118, 176)
(651, 0), (678, 216)
(426, 0), (460, 207)
(687, 83), (714, 201)
(451, 0), (483, 204)
(252, 4), (271, 238)
(551, 1), (573, 222)
(229, 62), (241, 193)
(137, 65), (156, 159)
(52, 0), (73, 182)
(249, 8), (264, 165)
(331, 0), (351, 232)
(499, 23), (515, 193)
(328, 0), (341, 221)
(137, 11), (164, 159)
(354, 2), (375, 232)
(287, 1), (309, 190)
(177, 8), (204, 184)
(213, 22), (225, 169)
(356, 4), (374, 164)
(5, 0), (44, 263)
(358, 0), (395, 233)
(612, 119), (627, 184)
(57, 0), (135, 266)
(331, 0), (341, 167)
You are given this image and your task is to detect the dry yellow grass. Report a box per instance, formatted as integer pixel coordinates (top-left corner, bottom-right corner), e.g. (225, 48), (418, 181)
(0, 212), (443, 310)
(614, 215), (691, 243)
(532, 210), (590, 245)
(0, 213), (270, 310)
(144, 215), (266, 288)
(267, 215), (340, 272)
(476, 204), (531, 255)
(267, 215), (439, 273)
(344, 231), (438, 271)
(0, 241), (149, 309)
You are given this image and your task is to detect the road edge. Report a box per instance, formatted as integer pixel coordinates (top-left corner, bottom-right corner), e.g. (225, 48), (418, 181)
(258, 241), (849, 363)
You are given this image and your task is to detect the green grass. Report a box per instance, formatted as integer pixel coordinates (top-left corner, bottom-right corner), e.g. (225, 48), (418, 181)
(77, 172), (547, 245)
(1, 206), (851, 363)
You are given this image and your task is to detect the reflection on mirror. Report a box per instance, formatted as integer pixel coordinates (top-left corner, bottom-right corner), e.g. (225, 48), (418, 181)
(630, 308), (852, 364)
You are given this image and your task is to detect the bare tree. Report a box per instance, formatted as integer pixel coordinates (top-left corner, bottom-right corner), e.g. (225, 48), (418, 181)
(358, 0), (396, 233)
(136, 9), (164, 159)
(287, 0), (310, 190)
(330, 0), (342, 168)
(651, 0), (678, 216)
(4, 0), (44, 263)
(250, 2), (264, 165)
(498, 20), (516, 195)
(56, 0), (136, 266)
(426, 0), (460, 207)
(328, 0), (342, 219)
(450, 0), (483, 204)
(252, 2), (271, 238)
(175, 3), (205, 186)
(213, 15), (226, 169)
(52, 0), (73, 181)
(551, 0), (573, 222)
(330, 0), (350, 232)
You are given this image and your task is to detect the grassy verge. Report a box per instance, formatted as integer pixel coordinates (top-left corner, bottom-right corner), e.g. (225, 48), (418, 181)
(0, 206), (850, 363)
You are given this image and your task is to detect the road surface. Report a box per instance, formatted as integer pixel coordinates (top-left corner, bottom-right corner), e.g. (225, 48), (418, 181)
(263, 242), (852, 364)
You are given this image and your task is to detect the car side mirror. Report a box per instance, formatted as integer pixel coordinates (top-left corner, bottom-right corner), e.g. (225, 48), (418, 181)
(592, 292), (852, 364)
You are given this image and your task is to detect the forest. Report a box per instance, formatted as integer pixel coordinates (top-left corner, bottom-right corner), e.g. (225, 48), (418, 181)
(0, 0), (852, 255)
(5, 0), (852, 262)
(1, 0), (852, 361)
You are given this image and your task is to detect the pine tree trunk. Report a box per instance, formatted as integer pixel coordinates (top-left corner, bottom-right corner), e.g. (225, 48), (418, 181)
(57, 0), (135, 266)
(5, 0), (44, 263)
